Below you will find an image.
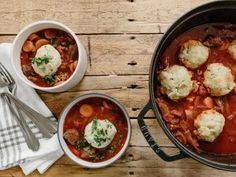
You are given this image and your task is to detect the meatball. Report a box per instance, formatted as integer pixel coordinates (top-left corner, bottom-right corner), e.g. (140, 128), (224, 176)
(179, 40), (209, 69)
(228, 40), (236, 60)
(63, 128), (79, 145)
(194, 109), (225, 142)
(159, 65), (193, 100)
(203, 63), (235, 96)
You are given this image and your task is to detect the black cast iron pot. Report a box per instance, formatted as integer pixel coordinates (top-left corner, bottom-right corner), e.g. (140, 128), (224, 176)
(137, 0), (236, 171)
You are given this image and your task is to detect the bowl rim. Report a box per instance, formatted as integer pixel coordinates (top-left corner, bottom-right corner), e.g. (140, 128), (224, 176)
(57, 93), (132, 168)
(11, 20), (83, 91)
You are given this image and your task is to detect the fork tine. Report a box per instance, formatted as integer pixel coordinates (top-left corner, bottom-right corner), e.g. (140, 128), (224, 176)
(0, 64), (10, 83)
(0, 63), (14, 84)
(0, 63), (17, 94)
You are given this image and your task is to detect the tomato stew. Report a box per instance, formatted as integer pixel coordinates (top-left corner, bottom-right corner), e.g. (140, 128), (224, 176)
(156, 23), (236, 155)
(20, 28), (78, 87)
(63, 97), (128, 162)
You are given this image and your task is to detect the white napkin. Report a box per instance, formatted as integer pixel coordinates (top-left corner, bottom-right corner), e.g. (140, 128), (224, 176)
(0, 43), (64, 175)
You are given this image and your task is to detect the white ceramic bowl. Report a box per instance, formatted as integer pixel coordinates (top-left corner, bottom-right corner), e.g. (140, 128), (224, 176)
(11, 20), (87, 92)
(58, 93), (131, 168)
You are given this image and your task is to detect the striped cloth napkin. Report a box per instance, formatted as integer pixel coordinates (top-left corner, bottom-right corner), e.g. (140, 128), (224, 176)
(0, 43), (64, 175)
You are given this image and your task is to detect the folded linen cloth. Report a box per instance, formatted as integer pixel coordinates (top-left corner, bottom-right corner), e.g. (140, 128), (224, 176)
(0, 43), (64, 175)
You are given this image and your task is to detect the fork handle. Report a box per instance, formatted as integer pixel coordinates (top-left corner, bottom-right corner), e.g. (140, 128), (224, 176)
(4, 95), (40, 151)
(13, 101), (53, 138)
(5, 93), (57, 134)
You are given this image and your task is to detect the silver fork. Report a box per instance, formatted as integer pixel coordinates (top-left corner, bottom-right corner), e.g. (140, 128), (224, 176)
(0, 74), (40, 151)
(0, 63), (57, 137)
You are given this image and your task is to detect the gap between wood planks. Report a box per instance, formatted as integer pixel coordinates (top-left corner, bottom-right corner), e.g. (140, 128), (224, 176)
(0, 33), (162, 77)
(0, 0), (213, 35)
(0, 32), (165, 36)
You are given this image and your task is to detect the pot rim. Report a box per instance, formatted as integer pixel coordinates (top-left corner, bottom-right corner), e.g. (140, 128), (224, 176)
(148, 0), (236, 171)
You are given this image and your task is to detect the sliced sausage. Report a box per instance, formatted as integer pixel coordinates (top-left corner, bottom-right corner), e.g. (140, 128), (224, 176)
(63, 128), (79, 145)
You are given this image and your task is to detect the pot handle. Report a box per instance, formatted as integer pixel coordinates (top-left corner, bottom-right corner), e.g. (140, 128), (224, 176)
(137, 100), (187, 161)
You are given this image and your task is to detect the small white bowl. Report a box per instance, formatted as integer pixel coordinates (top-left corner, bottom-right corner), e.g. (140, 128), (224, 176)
(11, 20), (87, 92)
(58, 93), (131, 168)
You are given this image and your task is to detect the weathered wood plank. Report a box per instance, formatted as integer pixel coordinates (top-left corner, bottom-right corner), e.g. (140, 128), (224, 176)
(54, 147), (181, 166)
(70, 75), (149, 91)
(2, 152), (236, 177)
(130, 119), (172, 147)
(0, 34), (160, 75)
(39, 88), (155, 118)
(88, 34), (160, 75)
(0, 0), (213, 34)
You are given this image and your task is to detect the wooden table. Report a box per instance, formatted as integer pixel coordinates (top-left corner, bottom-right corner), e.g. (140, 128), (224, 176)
(1, 0), (236, 176)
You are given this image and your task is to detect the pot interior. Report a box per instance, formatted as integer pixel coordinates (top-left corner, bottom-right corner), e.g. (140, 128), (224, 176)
(151, 0), (236, 170)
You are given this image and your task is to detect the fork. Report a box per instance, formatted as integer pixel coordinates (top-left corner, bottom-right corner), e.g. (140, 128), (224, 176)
(0, 63), (57, 137)
(0, 74), (40, 151)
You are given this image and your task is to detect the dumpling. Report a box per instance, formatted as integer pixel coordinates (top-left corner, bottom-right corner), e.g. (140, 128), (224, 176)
(179, 40), (209, 69)
(228, 40), (236, 60)
(84, 118), (117, 149)
(203, 63), (235, 96)
(32, 44), (61, 77)
(194, 109), (225, 142)
(159, 65), (193, 100)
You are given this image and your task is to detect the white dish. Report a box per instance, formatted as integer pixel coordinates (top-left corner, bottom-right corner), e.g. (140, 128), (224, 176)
(58, 93), (131, 168)
(11, 20), (87, 92)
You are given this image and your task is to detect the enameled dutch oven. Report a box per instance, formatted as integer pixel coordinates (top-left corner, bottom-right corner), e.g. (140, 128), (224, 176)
(137, 0), (236, 171)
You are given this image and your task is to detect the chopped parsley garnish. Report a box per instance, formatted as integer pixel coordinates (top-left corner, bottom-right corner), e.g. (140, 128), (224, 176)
(94, 134), (106, 146)
(107, 124), (112, 129)
(109, 146), (115, 153)
(92, 118), (98, 133)
(90, 118), (115, 147)
(31, 56), (51, 66)
(76, 140), (89, 150)
(118, 135), (123, 145)
(50, 36), (58, 47)
(43, 74), (55, 85)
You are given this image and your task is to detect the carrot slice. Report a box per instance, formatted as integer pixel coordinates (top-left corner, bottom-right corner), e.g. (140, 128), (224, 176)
(35, 39), (49, 50)
(28, 33), (40, 41)
(22, 41), (35, 52)
(102, 101), (111, 109)
(44, 30), (56, 39)
(69, 60), (78, 72)
(79, 104), (93, 117)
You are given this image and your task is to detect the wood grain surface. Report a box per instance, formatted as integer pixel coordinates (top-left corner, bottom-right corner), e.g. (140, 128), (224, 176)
(1, 0), (235, 176)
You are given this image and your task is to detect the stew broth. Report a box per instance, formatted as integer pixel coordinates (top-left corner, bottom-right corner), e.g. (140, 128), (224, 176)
(156, 23), (236, 154)
(20, 28), (78, 87)
(63, 97), (128, 162)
